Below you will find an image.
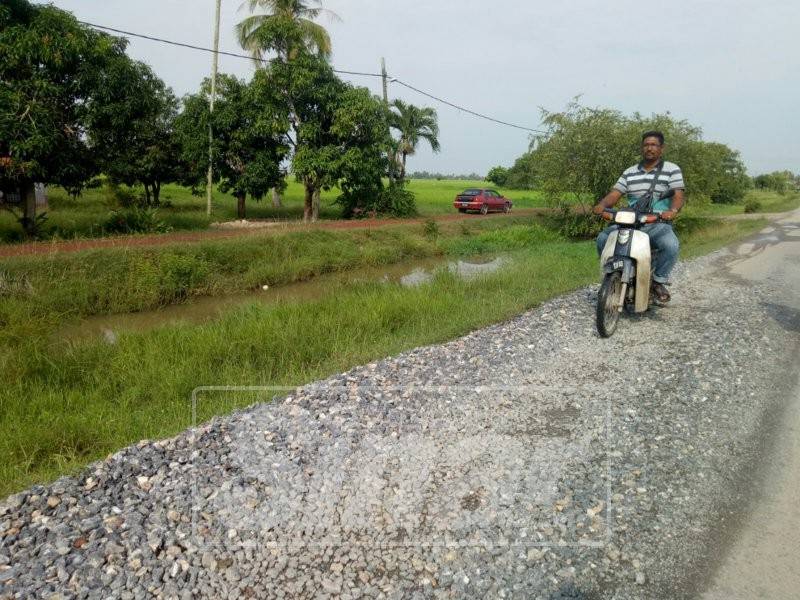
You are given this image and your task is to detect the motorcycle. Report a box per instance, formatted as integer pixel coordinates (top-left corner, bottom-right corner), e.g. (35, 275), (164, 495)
(596, 208), (664, 338)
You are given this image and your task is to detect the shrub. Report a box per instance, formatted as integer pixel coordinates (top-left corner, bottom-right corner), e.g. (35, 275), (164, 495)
(485, 166), (509, 186)
(379, 185), (418, 217)
(337, 184), (418, 218)
(743, 198), (762, 213)
(102, 179), (139, 208)
(423, 218), (440, 240)
(673, 216), (710, 235)
(104, 207), (171, 235)
(544, 206), (604, 240)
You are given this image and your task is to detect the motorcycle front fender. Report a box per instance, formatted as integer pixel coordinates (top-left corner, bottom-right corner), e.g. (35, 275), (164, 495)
(599, 229), (652, 313)
(630, 230), (651, 312)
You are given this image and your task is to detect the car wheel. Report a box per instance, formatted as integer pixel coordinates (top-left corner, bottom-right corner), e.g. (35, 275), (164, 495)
(458, 208), (467, 213)
(480, 204), (488, 215)
(503, 203), (511, 213)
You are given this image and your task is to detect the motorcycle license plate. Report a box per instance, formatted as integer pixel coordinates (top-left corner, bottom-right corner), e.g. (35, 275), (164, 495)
(613, 260), (624, 269)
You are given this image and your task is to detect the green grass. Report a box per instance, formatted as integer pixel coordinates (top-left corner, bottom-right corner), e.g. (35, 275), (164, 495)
(680, 218), (766, 258)
(0, 179), (545, 243)
(684, 190), (800, 217)
(0, 215), (764, 496)
(0, 217), (539, 323)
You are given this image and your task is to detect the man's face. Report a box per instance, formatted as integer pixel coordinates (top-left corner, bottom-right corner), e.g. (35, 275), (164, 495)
(641, 137), (663, 162)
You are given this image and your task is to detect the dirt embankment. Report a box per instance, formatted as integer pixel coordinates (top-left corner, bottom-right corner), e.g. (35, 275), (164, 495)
(0, 209), (542, 259)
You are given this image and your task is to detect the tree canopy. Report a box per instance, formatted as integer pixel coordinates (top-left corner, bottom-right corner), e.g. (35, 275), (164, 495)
(262, 53), (393, 221)
(176, 73), (290, 219)
(753, 170), (798, 194)
(236, 0), (338, 61)
(0, 0), (186, 232)
(506, 101), (750, 205)
(389, 100), (441, 181)
(0, 0), (130, 187)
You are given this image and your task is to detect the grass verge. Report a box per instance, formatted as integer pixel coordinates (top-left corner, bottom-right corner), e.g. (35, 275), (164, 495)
(0, 217), (767, 496)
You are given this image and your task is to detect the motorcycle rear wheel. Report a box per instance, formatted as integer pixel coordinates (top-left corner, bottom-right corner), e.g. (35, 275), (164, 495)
(596, 272), (623, 338)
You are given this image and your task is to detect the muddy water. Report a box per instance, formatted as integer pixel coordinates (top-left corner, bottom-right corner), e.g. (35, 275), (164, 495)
(60, 255), (507, 343)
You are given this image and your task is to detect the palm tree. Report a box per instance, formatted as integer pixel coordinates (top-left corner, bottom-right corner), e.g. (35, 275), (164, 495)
(236, 1), (338, 212)
(389, 99), (441, 181)
(236, 0), (338, 62)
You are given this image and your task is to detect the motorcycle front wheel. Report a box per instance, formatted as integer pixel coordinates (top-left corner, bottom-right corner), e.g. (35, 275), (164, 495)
(596, 272), (622, 338)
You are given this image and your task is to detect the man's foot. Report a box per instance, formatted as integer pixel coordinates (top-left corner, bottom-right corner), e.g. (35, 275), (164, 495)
(651, 282), (671, 304)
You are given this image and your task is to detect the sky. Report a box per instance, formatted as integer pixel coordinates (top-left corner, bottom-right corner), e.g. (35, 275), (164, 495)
(46, 0), (800, 177)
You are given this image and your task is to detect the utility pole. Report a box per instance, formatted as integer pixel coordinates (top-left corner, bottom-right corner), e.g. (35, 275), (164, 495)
(381, 57), (389, 105)
(206, 0), (222, 217)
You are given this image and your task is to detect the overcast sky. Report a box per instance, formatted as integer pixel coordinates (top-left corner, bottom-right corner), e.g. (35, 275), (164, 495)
(47, 0), (799, 177)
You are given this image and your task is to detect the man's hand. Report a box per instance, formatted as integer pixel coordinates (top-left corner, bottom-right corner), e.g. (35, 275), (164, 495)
(660, 209), (678, 221)
(593, 204), (614, 221)
(594, 189), (622, 218)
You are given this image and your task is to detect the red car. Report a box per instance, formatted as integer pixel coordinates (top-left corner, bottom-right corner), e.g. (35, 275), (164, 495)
(453, 188), (512, 215)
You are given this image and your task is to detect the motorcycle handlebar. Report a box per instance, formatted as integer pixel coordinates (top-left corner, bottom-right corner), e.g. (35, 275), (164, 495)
(599, 208), (664, 224)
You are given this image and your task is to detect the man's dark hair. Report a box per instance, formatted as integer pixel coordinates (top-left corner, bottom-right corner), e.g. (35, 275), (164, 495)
(642, 130), (665, 145)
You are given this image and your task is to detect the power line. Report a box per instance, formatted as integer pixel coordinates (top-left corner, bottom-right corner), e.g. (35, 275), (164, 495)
(78, 20), (546, 134)
(392, 79), (547, 134)
(78, 21), (382, 78)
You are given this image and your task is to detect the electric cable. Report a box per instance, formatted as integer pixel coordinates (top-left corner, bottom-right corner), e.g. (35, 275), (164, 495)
(79, 20), (546, 133)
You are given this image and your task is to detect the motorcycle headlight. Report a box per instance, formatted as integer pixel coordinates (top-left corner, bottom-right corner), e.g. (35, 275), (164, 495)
(617, 230), (631, 245)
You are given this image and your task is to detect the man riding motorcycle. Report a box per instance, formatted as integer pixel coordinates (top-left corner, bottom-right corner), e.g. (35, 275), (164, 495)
(592, 131), (685, 303)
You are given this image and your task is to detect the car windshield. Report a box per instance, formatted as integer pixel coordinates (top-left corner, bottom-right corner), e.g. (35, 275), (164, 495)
(460, 189), (481, 196)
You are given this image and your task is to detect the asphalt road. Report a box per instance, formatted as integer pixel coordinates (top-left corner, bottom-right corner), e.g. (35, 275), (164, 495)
(700, 209), (800, 599)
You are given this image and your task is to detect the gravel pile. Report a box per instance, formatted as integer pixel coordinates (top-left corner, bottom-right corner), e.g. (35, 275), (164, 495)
(2, 240), (798, 600)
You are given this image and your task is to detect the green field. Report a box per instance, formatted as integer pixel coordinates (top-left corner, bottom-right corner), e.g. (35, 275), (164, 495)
(0, 179), (546, 243)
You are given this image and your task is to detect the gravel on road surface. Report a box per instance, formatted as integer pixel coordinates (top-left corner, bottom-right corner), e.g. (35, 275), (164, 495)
(2, 213), (799, 599)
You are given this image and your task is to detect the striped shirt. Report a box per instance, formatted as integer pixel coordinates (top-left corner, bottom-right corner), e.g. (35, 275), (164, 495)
(614, 160), (685, 212)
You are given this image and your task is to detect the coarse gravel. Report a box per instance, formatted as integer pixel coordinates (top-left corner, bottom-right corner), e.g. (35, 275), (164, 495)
(2, 226), (799, 600)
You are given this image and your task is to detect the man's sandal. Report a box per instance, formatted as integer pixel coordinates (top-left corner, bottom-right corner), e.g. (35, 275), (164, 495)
(651, 282), (671, 304)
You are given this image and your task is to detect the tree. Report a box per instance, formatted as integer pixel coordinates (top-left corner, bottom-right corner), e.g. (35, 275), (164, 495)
(517, 100), (749, 207)
(262, 53), (396, 221)
(0, 0), (141, 235)
(94, 62), (182, 206)
(505, 152), (538, 189)
(237, 2), (339, 209)
(176, 74), (289, 219)
(236, 0), (338, 61)
(331, 88), (398, 217)
(753, 171), (796, 194)
(389, 99), (441, 181)
(486, 166), (509, 187)
(528, 102), (637, 206)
